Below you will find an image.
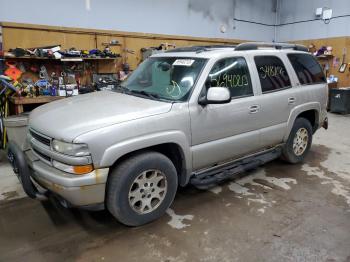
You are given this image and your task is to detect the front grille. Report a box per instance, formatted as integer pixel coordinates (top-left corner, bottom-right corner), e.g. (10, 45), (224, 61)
(30, 130), (51, 147)
(33, 148), (51, 162)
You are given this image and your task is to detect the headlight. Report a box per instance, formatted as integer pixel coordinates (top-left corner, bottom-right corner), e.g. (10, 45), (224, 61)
(52, 140), (90, 156)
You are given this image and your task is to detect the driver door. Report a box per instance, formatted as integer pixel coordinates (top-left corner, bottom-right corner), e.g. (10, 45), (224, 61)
(189, 56), (261, 170)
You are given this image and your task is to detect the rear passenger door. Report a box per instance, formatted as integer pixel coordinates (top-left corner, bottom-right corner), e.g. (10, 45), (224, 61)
(249, 55), (297, 148)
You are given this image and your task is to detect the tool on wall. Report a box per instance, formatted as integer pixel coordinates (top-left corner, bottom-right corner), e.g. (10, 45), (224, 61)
(122, 48), (135, 64)
(324, 62), (330, 77)
(119, 48), (135, 80)
(140, 43), (176, 61)
(338, 48), (347, 73)
(101, 40), (121, 58)
(102, 39), (121, 48)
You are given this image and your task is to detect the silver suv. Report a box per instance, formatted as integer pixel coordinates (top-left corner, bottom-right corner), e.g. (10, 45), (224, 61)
(8, 42), (328, 226)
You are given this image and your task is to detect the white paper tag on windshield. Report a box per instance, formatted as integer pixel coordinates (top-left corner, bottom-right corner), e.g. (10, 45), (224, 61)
(173, 59), (195, 66)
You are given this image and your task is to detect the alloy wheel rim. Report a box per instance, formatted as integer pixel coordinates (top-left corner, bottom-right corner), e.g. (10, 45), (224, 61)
(293, 128), (308, 156)
(128, 169), (167, 214)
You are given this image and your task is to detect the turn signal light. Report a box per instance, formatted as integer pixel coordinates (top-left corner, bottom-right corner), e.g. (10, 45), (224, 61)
(52, 160), (94, 175)
(73, 164), (94, 175)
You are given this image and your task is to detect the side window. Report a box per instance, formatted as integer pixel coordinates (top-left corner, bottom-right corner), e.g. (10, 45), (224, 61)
(254, 56), (291, 93)
(287, 53), (326, 85)
(208, 57), (253, 98)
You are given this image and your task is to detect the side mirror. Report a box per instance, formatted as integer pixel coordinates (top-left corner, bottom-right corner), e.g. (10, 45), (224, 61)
(199, 87), (231, 105)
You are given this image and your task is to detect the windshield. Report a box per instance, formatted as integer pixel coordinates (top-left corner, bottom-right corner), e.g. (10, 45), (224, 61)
(121, 57), (207, 101)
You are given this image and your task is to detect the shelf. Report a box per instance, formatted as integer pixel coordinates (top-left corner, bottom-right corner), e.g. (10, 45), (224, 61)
(9, 95), (66, 115)
(316, 55), (334, 60)
(9, 96), (64, 105)
(3, 56), (120, 61)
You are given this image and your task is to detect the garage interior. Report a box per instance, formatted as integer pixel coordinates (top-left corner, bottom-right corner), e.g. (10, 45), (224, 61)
(0, 0), (350, 261)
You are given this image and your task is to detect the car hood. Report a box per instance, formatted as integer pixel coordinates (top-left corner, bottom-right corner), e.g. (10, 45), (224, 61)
(29, 91), (172, 141)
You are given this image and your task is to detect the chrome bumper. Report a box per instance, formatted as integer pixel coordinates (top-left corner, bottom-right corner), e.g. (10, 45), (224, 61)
(17, 129), (110, 208)
(26, 149), (109, 207)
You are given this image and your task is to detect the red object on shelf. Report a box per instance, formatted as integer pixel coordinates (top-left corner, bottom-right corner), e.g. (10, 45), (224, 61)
(4, 62), (22, 81)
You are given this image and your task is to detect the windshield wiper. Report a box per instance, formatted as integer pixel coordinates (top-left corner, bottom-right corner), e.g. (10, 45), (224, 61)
(114, 85), (129, 93)
(129, 90), (160, 99)
(115, 86), (167, 101)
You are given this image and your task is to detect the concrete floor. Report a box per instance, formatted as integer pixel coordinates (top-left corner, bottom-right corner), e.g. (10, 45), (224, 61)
(0, 113), (349, 262)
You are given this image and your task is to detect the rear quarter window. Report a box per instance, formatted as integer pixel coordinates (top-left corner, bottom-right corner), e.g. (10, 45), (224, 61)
(287, 53), (326, 85)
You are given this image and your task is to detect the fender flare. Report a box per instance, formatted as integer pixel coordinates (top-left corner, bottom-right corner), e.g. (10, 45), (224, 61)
(283, 102), (320, 142)
(99, 131), (192, 185)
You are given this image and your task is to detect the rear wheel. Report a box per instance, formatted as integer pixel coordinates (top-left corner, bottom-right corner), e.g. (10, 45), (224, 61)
(282, 117), (313, 164)
(106, 151), (178, 226)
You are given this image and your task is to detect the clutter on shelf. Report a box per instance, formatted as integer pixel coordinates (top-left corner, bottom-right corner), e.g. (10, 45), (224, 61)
(327, 74), (338, 84)
(2, 59), (96, 98)
(0, 40), (129, 102)
(5, 41), (121, 59)
(92, 73), (120, 91)
(308, 43), (350, 82)
(309, 44), (333, 57)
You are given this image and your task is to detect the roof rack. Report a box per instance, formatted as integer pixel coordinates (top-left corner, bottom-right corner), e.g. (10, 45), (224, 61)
(235, 42), (308, 52)
(165, 45), (236, 53)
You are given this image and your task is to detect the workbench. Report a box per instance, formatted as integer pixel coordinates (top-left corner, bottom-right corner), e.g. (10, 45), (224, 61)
(9, 96), (64, 115)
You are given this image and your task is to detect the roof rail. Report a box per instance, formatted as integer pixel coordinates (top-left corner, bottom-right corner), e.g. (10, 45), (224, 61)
(165, 45), (237, 53)
(235, 42), (308, 52)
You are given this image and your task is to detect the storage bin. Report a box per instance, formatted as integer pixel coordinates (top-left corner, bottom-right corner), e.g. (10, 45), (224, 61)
(330, 88), (350, 114)
(3, 113), (30, 150)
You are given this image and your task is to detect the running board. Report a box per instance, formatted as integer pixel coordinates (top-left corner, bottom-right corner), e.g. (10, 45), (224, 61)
(190, 147), (282, 189)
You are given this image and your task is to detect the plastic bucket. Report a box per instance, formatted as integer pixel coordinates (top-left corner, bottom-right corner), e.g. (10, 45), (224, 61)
(4, 113), (30, 150)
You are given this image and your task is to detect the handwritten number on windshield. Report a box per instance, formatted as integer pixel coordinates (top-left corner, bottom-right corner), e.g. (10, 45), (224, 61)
(166, 81), (182, 98)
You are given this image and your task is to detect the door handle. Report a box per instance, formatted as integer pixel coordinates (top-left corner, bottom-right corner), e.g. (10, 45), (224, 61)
(288, 97), (296, 104)
(249, 105), (260, 114)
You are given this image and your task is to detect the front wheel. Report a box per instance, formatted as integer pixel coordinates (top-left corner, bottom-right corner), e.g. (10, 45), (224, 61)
(106, 151), (178, 226)
(282, 117), (313, 164)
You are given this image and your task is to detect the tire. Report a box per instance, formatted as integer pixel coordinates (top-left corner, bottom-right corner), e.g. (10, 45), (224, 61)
(106, 151), (178, 226)
(282, 117), (313, 164)
(7, 141), (38, 198)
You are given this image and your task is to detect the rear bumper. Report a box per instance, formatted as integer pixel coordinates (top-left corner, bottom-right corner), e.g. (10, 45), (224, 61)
(8, 142), (109, 208)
